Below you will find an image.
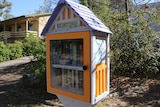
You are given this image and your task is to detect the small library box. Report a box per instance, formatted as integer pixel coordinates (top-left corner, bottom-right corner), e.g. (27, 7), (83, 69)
(42, 0), (112, 106)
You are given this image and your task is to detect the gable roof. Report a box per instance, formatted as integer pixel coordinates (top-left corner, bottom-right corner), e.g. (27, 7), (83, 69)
(41, 0), (112, 36)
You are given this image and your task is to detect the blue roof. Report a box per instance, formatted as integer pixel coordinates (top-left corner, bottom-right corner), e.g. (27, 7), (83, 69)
(41, 0), (112, 36)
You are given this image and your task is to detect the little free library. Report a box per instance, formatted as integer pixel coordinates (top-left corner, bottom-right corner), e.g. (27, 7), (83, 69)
(42, 0), (112, 107)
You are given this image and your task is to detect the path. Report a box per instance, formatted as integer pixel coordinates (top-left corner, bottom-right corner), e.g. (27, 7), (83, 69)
(0, 56), (33, 70)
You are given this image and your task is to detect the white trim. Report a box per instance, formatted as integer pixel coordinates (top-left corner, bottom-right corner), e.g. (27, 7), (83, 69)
(95, 91), (110, 103)
(94, 35), (110, 104)
(52, 64), (83, 71)
(57, 94), (93, 107)
(107, 34), (110, 95)
(90, 31), (95, 105)
(47, 28), (90, 35)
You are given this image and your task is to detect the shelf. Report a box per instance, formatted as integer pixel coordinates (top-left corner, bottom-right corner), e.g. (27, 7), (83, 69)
(52, 64), (83, 71)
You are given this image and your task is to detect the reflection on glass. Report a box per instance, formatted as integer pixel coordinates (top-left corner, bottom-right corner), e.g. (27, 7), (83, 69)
(50, 39), (84, 95)
(50, 39), (83, 66)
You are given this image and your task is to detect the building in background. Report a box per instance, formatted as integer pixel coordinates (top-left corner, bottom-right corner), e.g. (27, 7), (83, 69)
(0, 13), (51, 43)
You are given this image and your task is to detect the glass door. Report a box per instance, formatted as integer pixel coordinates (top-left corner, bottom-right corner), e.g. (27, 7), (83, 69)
(50, 39), (84, 94)
(46, 31), (91, 103)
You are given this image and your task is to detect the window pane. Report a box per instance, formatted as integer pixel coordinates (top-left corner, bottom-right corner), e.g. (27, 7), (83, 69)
(51, 39), (83, 66)
(50, 39), (84, 95)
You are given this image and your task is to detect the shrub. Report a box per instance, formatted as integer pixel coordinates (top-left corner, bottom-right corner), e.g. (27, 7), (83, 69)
(110, 11), (160, 78)
(0, 42), (10, 62)
(7, 41), (23, 60)
(32, 40), (46, 88)
(22, 33), (41, 56)
(22, 34), (46, 88)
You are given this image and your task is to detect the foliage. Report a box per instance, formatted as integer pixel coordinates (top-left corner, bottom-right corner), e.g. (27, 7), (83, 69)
(31, 39), (46, 88)
(0, 34), (46, 88)
(7, 41), (23, 60)
(22, 34), (46, 88)
(0, 41), (10, 62)
(0, 0), (13, 21)
(80, 0), (160, 77)
(22, 33), (41, 56)
(109, 0), (133, 11)
(110, 9), (160, 77)
(0, 40), (26, 62)
(80, 0), (89, 6)
(35, 0), (56, 14)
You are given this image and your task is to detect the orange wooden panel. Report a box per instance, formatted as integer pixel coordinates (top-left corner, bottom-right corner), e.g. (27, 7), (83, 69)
(68, 7), (72, 19)
(96, 63), (107, 97)
(102, 69), (105, 92)
(80, 21), (85, 26)
(57, 16), (60, 21)
(62, 8), (66, 20)
(100, 69), (103, 94)
(52, 25), (55, 30)
(105, 66), (108, 91)
(46, 31), (91, 103)
(74, 13), (77, 18)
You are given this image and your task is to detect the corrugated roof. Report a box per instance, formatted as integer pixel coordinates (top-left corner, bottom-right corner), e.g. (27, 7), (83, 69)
(41, 0), (112, 36)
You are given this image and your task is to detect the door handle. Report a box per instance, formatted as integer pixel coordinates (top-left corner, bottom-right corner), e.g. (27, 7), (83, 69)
(83, 65), (87, 70)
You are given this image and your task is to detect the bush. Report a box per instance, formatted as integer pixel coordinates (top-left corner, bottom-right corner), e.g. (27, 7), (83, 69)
(0, 35), (46, 88)
(22, 34), (46, 88)
(0, 42), (10, 62)
(22, 34), (41, 56)
(31, 40), (46, 88)
(7, 41), (23, 60)
(110, 11), (160, 78)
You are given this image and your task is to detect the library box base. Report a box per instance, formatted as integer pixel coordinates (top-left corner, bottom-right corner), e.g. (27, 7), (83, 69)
(57, 94), (94, 107)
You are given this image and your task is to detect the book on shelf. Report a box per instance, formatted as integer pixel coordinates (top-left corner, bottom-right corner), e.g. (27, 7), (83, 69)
(73, 42), (77, 65)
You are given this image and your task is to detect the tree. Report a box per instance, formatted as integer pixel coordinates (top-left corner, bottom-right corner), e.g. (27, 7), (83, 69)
(0, 0), (13, 20)
(80, 0), (110, 24)
(79, 0), (160, 77)
(35, 0), (57, 14)
(110, 0), (133, 12)
(109, 2), (160, 77)
(80, 0), (89, 6)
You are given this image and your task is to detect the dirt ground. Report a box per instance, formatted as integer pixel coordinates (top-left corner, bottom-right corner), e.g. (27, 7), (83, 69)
(0, 62), (160, 107)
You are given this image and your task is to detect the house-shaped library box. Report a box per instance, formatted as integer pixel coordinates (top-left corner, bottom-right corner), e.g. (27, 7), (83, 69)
(42, 0), (112, 106)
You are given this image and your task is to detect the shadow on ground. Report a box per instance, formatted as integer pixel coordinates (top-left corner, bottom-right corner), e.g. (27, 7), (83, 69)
(0, 62), (57, 107)
(122, 83), (160, 107)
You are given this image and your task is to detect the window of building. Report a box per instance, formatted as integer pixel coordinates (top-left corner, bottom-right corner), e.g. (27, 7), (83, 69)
(8, 26), (12, 31)
(17, 25), (22, 31)
(28, 24), (33, 31)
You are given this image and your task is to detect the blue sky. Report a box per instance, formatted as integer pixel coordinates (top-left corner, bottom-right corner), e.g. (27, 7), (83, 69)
(8, 0), (160, 17)
(9, 0), (79, 17)
(9, 0), (44, 17)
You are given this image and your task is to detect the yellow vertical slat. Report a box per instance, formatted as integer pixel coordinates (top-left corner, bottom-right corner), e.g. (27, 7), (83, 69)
(105, 66), (108, 91)
(102, 69), (104, 93)
(100, 69), (102, 94)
